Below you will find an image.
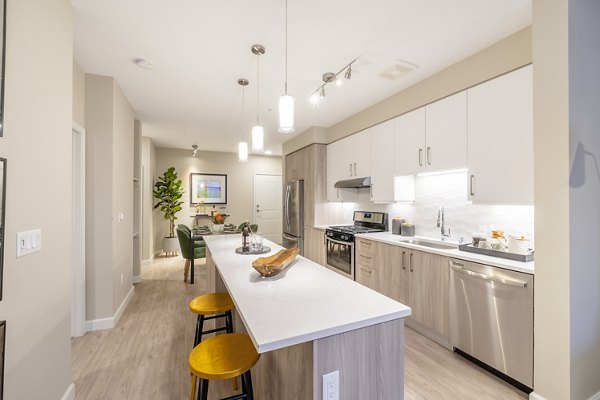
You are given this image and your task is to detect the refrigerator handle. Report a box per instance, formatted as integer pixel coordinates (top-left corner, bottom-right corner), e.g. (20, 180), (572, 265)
(285, 185), (291, 231)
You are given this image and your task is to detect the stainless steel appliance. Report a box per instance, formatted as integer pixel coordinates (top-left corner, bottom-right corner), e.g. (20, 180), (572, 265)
(325, 211), (388, 279)
(449, 258), (534, 391)
(282, 179), (304, 255)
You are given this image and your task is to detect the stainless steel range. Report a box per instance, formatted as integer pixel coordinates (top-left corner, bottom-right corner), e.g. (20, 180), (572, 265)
(325, 211), (388, 279)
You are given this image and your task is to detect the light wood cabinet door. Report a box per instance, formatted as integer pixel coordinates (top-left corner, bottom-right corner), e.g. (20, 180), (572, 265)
(304, 227), (326, 266)
(369, 120), (395, 203)
(425, 91), (467, 171)
(377, 242), (409, 305)
(467, 65), (533, 204)
(394, 108), (426, 176)
(408, 250), (450, 338)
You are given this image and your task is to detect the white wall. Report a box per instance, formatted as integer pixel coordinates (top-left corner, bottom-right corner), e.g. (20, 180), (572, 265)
(153, 148), (282, 252)
(321, 171), (534, 242)
(0, 1), (74, 399)
(73, 60), (85, 128)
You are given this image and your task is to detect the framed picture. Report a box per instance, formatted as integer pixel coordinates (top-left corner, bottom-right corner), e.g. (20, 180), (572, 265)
(0, 0), (6, 137)
(190, 173), (227, 205)
(0, 320), (5, 400)
(0, 158), (5, 301)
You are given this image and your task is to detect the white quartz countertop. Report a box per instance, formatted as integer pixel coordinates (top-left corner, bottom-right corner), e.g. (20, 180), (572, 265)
(355, 232), (534, 275)
(203, 235), (412, 353)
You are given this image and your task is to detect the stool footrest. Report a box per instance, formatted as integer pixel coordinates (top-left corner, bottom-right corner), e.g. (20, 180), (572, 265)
(203, 313), (228, 321)
(201, 326), (228, 335)
(221, 394), (248, 400)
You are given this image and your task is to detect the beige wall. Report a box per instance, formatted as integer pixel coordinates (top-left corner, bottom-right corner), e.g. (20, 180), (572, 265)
(84, 74), (135, 320)
(0, 0), (74, 398)
(73, 60), (85, 128)
(141, 136), (157, 260)
(85, 74), (115, 320)
(153, 148), (282, 251)
(284, 27), (532, 154)
(111, 81), (134, 313)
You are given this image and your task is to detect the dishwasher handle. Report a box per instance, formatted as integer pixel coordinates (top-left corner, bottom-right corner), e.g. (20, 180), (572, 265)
(450, 263), (528, 288)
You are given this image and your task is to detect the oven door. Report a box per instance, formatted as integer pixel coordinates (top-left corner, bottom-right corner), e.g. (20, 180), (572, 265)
(325, 237), (354, 280)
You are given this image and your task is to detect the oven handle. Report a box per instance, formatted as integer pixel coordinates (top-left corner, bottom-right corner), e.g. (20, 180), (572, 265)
(326, 237), (354, 247)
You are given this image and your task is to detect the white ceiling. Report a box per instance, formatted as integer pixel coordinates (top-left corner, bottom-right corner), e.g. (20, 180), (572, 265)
(72, 0), (531, 155)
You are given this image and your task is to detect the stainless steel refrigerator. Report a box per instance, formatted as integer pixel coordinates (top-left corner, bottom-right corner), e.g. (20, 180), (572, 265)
(282, 179), (304, 255)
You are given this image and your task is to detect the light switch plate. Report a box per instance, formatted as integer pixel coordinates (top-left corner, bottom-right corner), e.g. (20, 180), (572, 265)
(16, 229), (42, 257)
(322, 370), (339, 400)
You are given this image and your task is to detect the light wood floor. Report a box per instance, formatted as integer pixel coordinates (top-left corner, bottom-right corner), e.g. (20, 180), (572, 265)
(72, 256), (527, 400)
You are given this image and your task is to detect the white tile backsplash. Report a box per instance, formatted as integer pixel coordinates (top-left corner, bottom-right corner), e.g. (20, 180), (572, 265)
(320, 171), (534, 244)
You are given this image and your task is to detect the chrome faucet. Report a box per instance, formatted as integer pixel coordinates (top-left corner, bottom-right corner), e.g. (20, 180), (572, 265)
(437, 206), (451, 240)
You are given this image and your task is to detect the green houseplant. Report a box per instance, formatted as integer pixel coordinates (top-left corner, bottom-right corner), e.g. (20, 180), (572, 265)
(153, 167), (184, 255)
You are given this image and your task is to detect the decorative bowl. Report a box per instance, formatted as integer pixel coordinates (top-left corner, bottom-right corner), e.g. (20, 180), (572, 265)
(252, 247), (299, 277)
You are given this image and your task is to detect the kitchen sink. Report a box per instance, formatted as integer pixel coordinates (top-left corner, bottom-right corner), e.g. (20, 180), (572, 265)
(397, 239), (457, 250)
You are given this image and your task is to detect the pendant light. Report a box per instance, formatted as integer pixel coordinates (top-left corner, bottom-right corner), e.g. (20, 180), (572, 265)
(251, 44), (265, 152)
(238, 78), (249, 162)
(278, 0), (295, 133)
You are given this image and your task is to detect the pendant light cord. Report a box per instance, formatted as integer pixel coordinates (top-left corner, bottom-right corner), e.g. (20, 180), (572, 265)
(256, 54), (260, 125)
(242, 85), (245, 140)
(285, 0), (288, 95)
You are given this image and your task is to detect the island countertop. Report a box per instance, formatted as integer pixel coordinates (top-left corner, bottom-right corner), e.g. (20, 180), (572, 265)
(203, 235), (411, 353)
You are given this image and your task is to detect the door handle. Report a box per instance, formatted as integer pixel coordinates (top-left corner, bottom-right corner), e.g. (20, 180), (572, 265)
(427, 147), (431, 165)
(402, 251), (406, 270)
(451, 265), (527, 288)
(409, 253), (414, 272)
(470, 174), (475, 196)
(418, 148), (423, 166)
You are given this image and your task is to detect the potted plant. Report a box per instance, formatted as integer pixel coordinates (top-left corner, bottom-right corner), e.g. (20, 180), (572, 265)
(153, 167), (184, 255)
(211, 212), (226, 233)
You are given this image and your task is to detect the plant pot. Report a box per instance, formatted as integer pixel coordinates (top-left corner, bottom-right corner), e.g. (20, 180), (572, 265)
(212, 224), (224, 233)
(163, 236), (180, 256)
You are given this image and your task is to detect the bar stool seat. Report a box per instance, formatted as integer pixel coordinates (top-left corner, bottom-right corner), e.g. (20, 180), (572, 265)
(189, 293), (234, 347)
(189, 333), (260, 400)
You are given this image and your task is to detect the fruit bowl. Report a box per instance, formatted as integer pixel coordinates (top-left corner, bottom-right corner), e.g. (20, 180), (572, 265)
(251, 247), (299, 277)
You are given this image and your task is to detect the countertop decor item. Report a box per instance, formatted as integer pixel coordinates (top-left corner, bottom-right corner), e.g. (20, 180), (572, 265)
(251, 247), (299, 277)
(400, 221), (415, 237)
(458, 243), (534, 262)
(392, 217), (405, 235)
(235, 246), (271, 256)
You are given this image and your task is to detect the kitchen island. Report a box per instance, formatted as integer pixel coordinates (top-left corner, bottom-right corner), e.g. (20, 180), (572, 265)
(203, 235), (411, 400)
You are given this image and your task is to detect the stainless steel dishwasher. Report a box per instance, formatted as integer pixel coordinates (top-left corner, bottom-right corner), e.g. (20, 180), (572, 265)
(449, 258), (533, 390)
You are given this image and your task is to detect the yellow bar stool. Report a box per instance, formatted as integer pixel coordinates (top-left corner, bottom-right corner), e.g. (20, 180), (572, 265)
(189, 293), (234, 347)
(189, 333), (260, 400)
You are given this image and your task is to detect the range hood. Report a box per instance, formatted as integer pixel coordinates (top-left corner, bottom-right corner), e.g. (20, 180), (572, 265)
(334, 177), (371, 189)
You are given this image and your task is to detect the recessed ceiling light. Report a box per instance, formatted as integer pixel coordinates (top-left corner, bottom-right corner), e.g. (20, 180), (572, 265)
(265, 150), (273, 155)
(133, 58), (152, 70)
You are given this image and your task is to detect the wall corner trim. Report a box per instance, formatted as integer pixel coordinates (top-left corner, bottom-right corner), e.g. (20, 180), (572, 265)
(61, 383), (75, 400)
(133, 275), (143, 284)
(85, 286), (135, 332)
(529, 392), (546, 400)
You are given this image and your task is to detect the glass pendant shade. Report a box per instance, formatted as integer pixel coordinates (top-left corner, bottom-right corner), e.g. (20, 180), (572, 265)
(278, 94), (295, 133)
(238, 141), (248, 162)
(252, 125), (264, 152)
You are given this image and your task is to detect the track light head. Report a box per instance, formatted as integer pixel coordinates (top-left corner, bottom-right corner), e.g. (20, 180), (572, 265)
(319, 86), (326, 98)
(344, 65), (352, 80)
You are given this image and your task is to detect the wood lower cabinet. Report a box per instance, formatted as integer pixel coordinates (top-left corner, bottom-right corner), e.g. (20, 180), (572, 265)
(304, 226), (326, 266)
(355, 238), (449, 340)
(407, 249), (450, 339)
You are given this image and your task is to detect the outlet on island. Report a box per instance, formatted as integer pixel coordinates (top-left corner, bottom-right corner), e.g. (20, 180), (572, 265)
(322, 370), (339, 400)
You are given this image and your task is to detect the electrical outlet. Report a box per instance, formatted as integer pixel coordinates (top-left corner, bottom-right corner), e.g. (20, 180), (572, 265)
(322, 370), (339, 400)
(120, 273), (124, 285)
(16, 229), (42, 257)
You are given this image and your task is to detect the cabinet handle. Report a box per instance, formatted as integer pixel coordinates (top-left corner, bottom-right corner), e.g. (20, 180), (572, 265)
(354, 163), (357, 176)
(427, 147), (431, 165)
(360, 267), (372, 274)
(370, 183), (373, 199)
(350, 163), (353, 176)
(360, 254), (372, 260)
(470, 174), (475, 196)
(418, 148), (423, 166)
(402, 251), (406, 270)
(409, 253), (414, 272)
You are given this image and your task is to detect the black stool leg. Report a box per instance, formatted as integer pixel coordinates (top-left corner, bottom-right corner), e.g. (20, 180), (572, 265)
(241, 371), (247, 394)
(194, 315), (205, 347)
(226, 310), (234, 333)
(244, 371), (254, 400)
(198, 378), (208, 400)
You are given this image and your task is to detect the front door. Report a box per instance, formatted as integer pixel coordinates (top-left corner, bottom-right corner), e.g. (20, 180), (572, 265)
(254, 174), (283, 244)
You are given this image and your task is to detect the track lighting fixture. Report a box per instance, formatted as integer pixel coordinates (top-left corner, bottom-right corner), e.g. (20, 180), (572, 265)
(310, 58), (358, 102)
(192, 144), (198, 157)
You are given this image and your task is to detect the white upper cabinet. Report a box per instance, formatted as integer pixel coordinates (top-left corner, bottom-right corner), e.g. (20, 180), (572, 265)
(369, 119), (395, 202)
(394, 108), (426, 175)
(353, 130), (371, 178)
(326, 130), (371, 202)
(425, 91), (468, 171)
(467, 65), (533, 204)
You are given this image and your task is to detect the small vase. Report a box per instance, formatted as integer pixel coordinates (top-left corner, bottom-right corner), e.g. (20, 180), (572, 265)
(213, 224), (224, 233)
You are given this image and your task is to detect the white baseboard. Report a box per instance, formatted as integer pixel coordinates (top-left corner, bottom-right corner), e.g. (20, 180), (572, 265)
(132, 275), (142, 284)
(529, 392), (546, 400)
(61, 383), (75, 400)
(85, 286), (135, 332)
(141, 259), (152, 266)
(113, 286), (135, 326)
(590, 390), (600, 400)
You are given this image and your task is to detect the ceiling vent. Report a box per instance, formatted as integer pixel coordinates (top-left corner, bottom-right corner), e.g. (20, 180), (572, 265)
(379, 61), (418, 80)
